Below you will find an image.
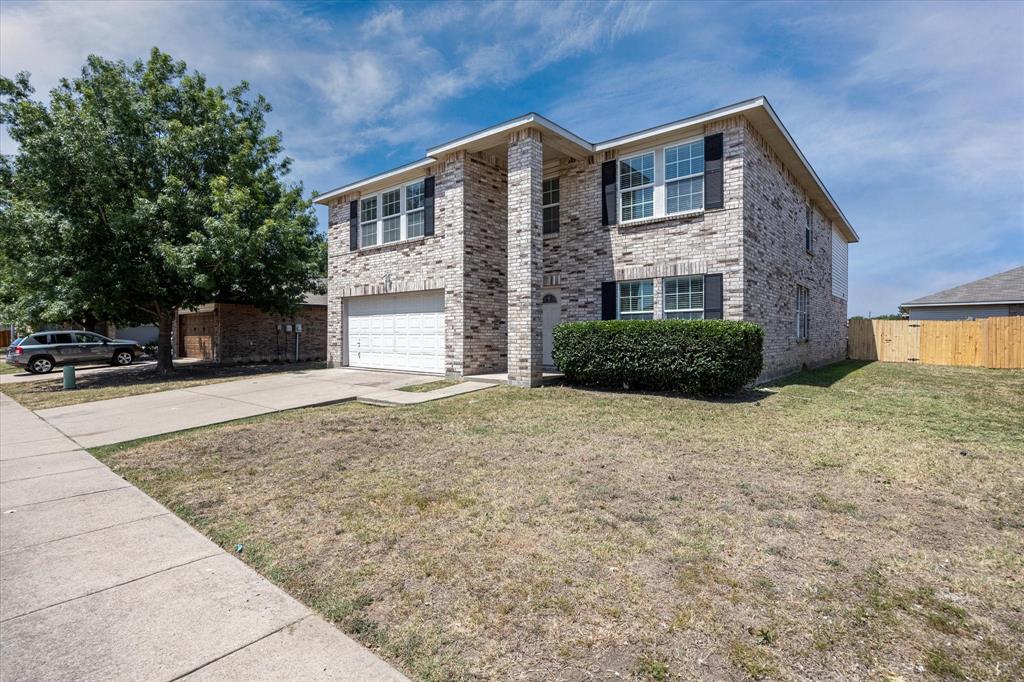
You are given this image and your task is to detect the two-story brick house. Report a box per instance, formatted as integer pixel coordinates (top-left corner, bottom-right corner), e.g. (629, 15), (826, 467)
(315, 97), (857, 386)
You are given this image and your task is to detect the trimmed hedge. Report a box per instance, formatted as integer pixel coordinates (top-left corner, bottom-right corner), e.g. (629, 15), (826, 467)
(552, 319), (763, 396)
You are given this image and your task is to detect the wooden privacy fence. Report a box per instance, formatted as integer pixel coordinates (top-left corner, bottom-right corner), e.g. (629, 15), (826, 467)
(848, 317), (1024, 369)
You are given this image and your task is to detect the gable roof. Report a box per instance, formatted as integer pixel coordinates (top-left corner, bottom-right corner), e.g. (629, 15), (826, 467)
(901, 266), (1024, 307)
(314, 96), (857, 242)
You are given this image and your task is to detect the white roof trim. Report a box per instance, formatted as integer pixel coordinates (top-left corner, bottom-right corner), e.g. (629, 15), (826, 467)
(426, 112), (590, 157)
(901, 300), (1022, 308)
(314, 98), (858, 242)
(314, 158), (434, 205)
(592, 97), (766, 151)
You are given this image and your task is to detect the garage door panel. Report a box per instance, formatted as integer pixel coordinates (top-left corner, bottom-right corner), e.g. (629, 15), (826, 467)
(345, 291), (445, 374)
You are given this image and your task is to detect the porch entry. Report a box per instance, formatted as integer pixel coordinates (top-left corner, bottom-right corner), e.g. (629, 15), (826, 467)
(542, 288), (560, 368)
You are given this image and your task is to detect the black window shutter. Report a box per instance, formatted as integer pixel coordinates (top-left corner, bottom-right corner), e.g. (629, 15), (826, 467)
(704, 273), (723, 319)
(423, 176), (436, 236)
(601, 281), (617, 319)
(601, 160), (617, 226)
(704, 133), (724, 210)
(349, 200), (359, 251)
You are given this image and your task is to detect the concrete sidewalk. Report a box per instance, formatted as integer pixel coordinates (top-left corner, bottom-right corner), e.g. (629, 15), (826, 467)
(0, 393), (409, 681)
(36, 368), (494, 448)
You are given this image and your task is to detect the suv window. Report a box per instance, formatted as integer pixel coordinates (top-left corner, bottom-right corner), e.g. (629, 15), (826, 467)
(74, 332), (98, 343)
(29, 334), (49, 345)
(50, 333), (74, 344)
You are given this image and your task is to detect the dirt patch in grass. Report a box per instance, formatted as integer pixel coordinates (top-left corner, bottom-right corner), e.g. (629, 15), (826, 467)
(94, 361), (1024, 681)
(0, 360), (326, 410)
(0, 362), (22, 375)
(398, 379), (461, 393)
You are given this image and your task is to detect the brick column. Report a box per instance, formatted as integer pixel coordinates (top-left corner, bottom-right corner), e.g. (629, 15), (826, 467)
(506, 128), (544, 387)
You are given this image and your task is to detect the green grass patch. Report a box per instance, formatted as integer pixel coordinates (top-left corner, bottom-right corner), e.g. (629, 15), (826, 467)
(397, 379), (460, 393)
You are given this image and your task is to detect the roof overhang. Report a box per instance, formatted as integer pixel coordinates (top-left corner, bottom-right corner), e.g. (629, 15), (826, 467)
(313, 97), (859, 243)
(900, 300), (1023, 308)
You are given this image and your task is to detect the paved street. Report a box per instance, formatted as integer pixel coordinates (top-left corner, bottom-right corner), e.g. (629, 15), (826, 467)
(0, 392), (409, 681)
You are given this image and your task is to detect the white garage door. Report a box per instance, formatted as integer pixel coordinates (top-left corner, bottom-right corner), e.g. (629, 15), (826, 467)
(345, 291), (445, 374)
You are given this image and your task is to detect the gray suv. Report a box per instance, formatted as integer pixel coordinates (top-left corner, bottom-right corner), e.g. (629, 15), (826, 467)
(6, 331), (141, 374)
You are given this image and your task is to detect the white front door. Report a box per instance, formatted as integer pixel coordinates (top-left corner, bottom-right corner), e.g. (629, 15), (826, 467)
(345, 291), (445, 374)
(542, 288), (560, 368)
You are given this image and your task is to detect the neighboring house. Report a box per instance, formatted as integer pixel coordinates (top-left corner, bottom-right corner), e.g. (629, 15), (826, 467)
(175, 294), (327, 363)
(900, 266), (1024, 321)
(315, 96), (858, 385)
(110, 324), (159, 345)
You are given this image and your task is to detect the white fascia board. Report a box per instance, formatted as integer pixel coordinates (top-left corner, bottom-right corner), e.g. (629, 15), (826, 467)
(758, 99), (860, 244)
(427, 113), (592, 157)
(901, 300), (1023, 308)
(313, 158), (435, 205)
(592, 97), (766, 151)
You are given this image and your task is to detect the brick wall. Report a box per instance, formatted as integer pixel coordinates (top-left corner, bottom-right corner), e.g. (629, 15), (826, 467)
(741, 121), (847, 379)
(325, 152), (465, 373)
(462, 153), (509, 374)
(547, 117), (747, 324)
(216, 303), (327, 364)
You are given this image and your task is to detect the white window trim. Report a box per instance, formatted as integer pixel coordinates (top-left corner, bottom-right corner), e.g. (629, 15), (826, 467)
(616, 279), (654, 319)
(664, 275), (705, 319)
(795, 285), (810, 341)
(617, 135), (706, 226)
(542, 176), (560, 234)
(359, 179), (426, 249)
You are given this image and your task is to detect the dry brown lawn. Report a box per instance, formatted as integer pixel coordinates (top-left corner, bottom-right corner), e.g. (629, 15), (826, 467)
(93, 361), (1024, 681)
(0, 360), (326, 410)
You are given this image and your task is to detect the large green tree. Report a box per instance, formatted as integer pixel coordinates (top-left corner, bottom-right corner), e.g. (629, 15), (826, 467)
(0, 48), (325, 372)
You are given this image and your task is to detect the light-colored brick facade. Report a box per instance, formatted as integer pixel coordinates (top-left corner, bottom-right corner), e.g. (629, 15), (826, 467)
(319, 99), (855, 384)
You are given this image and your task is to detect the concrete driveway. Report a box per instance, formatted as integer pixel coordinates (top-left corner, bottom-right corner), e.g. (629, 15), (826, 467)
(35, 367), (492, 448)
(0, 393), (408, 681)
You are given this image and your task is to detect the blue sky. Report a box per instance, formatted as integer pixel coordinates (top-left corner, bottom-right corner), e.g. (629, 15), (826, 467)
(2, 0), (1021, 316)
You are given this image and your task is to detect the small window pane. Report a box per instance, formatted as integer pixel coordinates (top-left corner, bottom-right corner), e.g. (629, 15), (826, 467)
(667, 177), (704, 214)
(665, 140), (704, 181)
(542, 178), (560, 206)
(621, 187), (653, 220)
(665, 276), (704, 317)
(543, 205), (559, 234)
(619, 153), (654, 190)
(382, 189), (401, 218)
(407, 210), (424, 238)
(360, 220), (377, 248)
(51, 333), (73, 344)
(382, 216), (401, 243)
(360, 197), (377, 223)
(618, 280), (653, 319)
(406, 181), (424, 211)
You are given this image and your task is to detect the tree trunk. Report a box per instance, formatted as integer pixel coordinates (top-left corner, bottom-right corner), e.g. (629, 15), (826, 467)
(157, 308), (175, 375)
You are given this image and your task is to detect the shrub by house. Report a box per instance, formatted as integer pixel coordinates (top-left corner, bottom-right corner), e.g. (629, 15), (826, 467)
(552, 320), (764, 395)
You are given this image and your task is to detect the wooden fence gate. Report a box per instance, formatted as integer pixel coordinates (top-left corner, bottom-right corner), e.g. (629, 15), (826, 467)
(848, 317), (1024, 369)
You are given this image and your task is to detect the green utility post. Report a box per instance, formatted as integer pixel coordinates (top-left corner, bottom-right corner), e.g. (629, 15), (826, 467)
(63, 365), (76, 390)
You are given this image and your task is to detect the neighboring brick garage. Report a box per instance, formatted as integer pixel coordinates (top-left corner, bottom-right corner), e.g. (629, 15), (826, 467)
(177, 301), (327, 364)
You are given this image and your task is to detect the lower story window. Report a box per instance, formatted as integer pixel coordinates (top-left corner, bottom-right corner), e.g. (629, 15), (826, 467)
(618, 280), (654, 319)
(664, 275), (704, 319)
(796, 285), (810, 341)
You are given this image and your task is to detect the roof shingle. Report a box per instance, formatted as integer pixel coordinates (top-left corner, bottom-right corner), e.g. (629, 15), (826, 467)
(902, 266), (1024, 307)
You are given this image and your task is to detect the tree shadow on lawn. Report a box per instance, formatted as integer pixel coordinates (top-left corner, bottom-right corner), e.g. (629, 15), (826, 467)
(768, 360), (873, 388)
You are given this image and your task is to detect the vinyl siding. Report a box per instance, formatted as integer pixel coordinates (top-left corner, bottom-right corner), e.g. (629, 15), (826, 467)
(831, 226), (848, 300)
(907, 305), (1009, 321)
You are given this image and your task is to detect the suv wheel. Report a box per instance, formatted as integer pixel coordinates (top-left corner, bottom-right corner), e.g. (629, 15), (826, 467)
(28, 356), (54, 374)
(113, 350), (134, 366)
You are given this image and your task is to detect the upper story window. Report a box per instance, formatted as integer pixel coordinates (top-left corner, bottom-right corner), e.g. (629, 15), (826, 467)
(664, 276), (704, 319)
(619, 152), (655, 221)
(796, 285), (810, 341)
(359, 179), (426, 249)
(617, 137), (706, 224)
(618, 280), (654, 320)
(804, 205), (813, 253)
(542, 178), (560, 234)
(665, 140), (704, 214)
(359, 197), (378, 248)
